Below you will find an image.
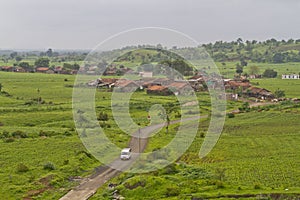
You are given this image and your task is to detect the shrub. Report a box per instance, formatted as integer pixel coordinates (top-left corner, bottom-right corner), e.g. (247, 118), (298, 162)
(0, 131), (10, 138)
(215, 180), (225, 189)
(63, 160), (69, 165)
(17, 163), (29, 173)
(254, 184), (261, 189)
(165, 186), (180, 197)
(227, 113), (235, 118)
(43, 162), (55, 170)
(12, 130), (28, 138)
(160, 163), (178, 175)
(200, 132), (205, 138)
(64, 131), (72, 136)
(4, 138), (15, 143)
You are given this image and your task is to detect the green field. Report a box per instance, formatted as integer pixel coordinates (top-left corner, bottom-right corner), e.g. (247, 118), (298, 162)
(0, 70), (300, 199)
(215, 62), (300, 79)
(0, 72), (101, 199)
(92, 108), (300, 199)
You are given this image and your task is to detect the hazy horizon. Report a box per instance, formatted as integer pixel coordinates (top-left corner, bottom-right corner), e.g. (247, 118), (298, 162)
(1, 0), (300, 50)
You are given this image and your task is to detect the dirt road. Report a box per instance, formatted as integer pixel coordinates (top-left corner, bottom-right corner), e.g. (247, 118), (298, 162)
(60, 115), (201, 200)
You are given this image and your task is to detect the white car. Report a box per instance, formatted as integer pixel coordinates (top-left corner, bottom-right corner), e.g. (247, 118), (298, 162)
(120, 148), (131, 160)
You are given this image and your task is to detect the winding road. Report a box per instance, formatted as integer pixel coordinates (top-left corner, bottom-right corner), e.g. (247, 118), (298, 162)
(59, 115), (201, 200)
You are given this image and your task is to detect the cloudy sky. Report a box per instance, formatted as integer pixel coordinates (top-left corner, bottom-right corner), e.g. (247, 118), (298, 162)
(1, 0), (300, 50)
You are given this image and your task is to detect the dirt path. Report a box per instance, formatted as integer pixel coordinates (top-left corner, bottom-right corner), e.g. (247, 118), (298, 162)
(59, 115), (202, 200)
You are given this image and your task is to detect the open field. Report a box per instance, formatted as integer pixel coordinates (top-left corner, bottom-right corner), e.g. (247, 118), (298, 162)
(253, 78), (300, 98)
(0, 72), (101, 199)
(214, 62), (300, 79)
(0, 69), (300, 199)
(92, 107), (300, 199)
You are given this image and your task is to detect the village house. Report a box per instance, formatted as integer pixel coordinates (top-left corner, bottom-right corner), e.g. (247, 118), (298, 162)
(103, 67), (117, 76)
(282, 74), (300, 79)
(139, 71), (153, 78)
(224, 80), (251, 90)
(146, 85), (172, 96)
(14, 67), (26, 73)
(139, 77), (173, 89)
(189, 75), (204, 82)
(36, 67), (54, 74)
(97, 78), (119, 88)
(54, 66), (63, 74)
(167, 82), (192, 95)
(113, 79), (139, 92)
(249, 74), (262, 79)
(188, 75), (206, 91)
(226, 93), (239, 101)
(1, 66), (14, 72)
(243, 86), (274, 100)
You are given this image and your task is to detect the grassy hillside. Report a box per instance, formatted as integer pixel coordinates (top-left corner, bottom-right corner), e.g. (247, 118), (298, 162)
(0, 72), (101, 199)
(92, 107), (300, 199)
(0, 68), (300, 199)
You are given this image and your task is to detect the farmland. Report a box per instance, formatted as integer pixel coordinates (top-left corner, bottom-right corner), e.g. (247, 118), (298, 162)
(92, 109), (300, 199)
(0, 63), (300, 199)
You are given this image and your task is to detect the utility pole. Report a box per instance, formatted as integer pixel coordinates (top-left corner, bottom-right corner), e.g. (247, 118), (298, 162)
(37, 88), (40, 104)
(138, 128), (141, 153)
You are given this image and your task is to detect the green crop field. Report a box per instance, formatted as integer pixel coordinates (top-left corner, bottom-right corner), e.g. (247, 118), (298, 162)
(0, 72), (102, 199)
(92, 107), (300, 200)
(0, 70), (300, 199)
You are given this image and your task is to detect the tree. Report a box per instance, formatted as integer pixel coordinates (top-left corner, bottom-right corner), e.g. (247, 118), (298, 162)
(10, 52), (18, 59)
(15, 56), (22, 62)
(19, 62), (30, 69)
(263, 69), (277, 78)
(240, 58), (248, 67)
(274, 88), (285, 98)
(235, 64), (243, 75)
(0, 83), (2, 92)
(249, 66), (259, 75)
(98, 111), (108, 125)
(158, 102), (179, 133)
(272, 53), (284, 63)
(35, 58), (50, 67)
(237, 38), (243, 45)
(46, 48), (53, 57)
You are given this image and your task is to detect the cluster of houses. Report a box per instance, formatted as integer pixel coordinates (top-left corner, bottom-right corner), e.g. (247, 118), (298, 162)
(88, 77), (195, 95)
(87, 74), (276, 100)
(0, 66), (77, 74)
(223, 79), (274, 100)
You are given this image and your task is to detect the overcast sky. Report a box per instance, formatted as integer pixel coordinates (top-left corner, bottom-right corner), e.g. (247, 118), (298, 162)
(1, 0), (300, 50)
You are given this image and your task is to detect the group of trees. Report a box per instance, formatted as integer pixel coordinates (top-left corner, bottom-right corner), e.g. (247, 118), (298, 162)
(236, 64), (278, 78)
(204, 38), (300, 64)
(1, 48), (84, 71)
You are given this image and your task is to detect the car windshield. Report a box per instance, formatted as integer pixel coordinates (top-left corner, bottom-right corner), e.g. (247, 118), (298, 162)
(121, 152), (129, 155)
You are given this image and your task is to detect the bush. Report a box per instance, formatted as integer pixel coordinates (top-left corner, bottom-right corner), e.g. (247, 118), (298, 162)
(0, 131), (10, 138)
(12, 130), (28, 138)
(227, 113), (235, 118)
(63, 160), (69, 165)
(43, 162), (55, 170)
(165, 186), (180, 197)
(200, 132), (205, 138)
(16, 163), (29, 173)
(64, 131), (72, 136)
(4, 138), (15, 143)
(254, 184), (261, 189)
(160, 163), (178, 175)
(215, 180), (225, 189)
